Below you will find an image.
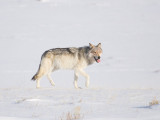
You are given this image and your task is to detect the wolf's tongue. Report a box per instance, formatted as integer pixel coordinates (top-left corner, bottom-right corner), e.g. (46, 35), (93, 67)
(97, 59), (101, 63)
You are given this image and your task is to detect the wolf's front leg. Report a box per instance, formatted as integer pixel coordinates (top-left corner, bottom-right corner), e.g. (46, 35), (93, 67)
(79, 69), (90, 88)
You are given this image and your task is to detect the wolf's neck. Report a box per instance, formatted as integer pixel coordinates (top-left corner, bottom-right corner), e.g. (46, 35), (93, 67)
(78, 46), (95, 65)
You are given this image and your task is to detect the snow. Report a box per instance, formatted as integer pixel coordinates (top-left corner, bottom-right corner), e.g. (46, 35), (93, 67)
(0, 0), (160, 119)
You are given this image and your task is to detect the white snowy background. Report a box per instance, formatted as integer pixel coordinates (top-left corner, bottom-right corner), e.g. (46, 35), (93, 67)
(0, 0), (160, 120)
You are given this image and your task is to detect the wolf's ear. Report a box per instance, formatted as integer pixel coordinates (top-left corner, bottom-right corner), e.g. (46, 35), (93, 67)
(89, 43), (94, 48)
(97, 43), (101, 48)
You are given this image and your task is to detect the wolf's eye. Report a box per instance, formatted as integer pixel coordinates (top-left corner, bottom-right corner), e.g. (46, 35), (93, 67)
(92, 51), (96, 54)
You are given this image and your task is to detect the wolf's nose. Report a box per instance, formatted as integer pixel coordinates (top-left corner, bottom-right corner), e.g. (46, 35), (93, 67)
(98, 56), (100, 59)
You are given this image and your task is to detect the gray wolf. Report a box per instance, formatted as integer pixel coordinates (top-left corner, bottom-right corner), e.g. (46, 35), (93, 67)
(32, 43), (102, 89)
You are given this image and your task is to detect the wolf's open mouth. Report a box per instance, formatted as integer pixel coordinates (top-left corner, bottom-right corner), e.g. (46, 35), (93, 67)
(94, 57), (101, 63)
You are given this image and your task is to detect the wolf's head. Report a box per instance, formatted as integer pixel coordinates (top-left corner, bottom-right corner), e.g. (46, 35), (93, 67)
(89, 43), (102, 63)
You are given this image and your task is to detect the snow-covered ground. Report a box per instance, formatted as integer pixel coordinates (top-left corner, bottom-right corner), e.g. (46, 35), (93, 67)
(0, 0), (160, 119)
(0, 88), (160, 120)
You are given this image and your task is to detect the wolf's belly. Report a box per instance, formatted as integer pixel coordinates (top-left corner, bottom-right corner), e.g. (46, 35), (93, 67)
(53, 55), (78, 69)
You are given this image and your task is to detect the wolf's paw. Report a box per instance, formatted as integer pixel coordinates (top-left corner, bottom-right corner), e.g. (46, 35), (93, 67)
(75, 86), (82, 89)
(85, 85), (89, 88)
(36, 86), (41, 89)
(51, 83), (55, 87)
(85, 81), (89, 88)
(85, 84), (89, 88)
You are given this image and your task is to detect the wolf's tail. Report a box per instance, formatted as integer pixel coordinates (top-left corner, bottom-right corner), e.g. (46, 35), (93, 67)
(31, 52), (51, 81)
(31, 64), (42, 81)
(31, 73), (38, 81)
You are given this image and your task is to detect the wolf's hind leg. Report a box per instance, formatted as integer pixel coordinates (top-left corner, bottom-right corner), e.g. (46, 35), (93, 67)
(34, 71), (45, 88)
(74, 71), (79, 89)
(47, 73), (55, 86)
(79, 69), (90, 88)
(36, 79), (40, 88)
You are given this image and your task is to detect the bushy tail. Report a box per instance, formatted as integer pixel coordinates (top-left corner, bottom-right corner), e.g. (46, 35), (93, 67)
(31, 74), (38, 81)
(31, 64), (42, 81)
(32, 55), (49, 81)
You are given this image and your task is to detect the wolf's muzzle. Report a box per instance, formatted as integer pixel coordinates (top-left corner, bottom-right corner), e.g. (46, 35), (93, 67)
(94, 56), (101, 63)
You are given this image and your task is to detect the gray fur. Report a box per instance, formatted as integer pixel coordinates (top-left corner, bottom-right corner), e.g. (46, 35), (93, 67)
(32, 43), (102, 89)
